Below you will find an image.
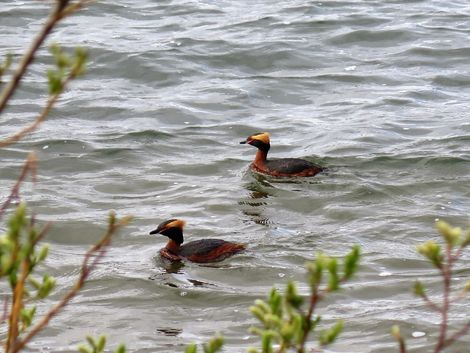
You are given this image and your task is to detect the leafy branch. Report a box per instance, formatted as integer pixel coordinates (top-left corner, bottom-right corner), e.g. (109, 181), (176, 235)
(248, 246), (360, 353)
(185, 335), (224, 353)
(78, 334), (126, 353)
(1, 205), (131, 353)
(392, 220), (470, 353)
(0, 0), (93, 115)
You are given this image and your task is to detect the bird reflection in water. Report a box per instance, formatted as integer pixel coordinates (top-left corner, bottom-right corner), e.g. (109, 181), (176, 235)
(149, 256), (217, 288)
(239, 181), (272, 226)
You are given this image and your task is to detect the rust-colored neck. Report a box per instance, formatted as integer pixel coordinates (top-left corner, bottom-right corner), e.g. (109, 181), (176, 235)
(165, 239), (180, 254)
(253, 149), (268, 169)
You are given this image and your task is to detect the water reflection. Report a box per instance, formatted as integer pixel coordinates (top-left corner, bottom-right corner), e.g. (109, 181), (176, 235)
(156, 328), (182, 337)
(150, 256), (216, 288)
(238, 181), (272, 226)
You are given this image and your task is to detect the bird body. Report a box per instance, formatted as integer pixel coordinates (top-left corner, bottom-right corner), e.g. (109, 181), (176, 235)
(240, 132), (323, 177)
(150, 219), (245, 263)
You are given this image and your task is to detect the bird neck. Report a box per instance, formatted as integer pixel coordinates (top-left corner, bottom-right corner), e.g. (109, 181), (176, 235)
(165, 239), (181, 254)
(254, 148), (268, 167)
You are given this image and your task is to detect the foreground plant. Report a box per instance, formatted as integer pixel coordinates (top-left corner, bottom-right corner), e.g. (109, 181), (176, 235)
(0, 2), (133, 353)
(392, 220), (470, 353)
(0, 203), (131, 353)
(185, 335), (224, 353)
(248, 246), (360, 353)
(78, 335), (126, 353)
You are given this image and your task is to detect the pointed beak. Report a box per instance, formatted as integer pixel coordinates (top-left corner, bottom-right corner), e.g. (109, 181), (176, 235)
(239, 140), (247, 144)
(149, 226), (164, 235)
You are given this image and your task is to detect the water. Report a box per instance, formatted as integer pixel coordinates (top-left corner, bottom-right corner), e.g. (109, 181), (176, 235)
(1, 1), (470, 352)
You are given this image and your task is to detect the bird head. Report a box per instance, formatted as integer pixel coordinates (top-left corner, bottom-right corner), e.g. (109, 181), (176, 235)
(150, 219), (185, 245)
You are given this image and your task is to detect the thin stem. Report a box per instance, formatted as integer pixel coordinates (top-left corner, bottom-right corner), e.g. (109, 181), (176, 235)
(421, 291), (442, 313)
(0, 71), (74, 148)
(398, 336), (406, 353)
(0, 4), (60, 114)
(0, 153), (37, 220)
(434, 244), (453, 353)
(4, 220), (50, 353)
(5, 250), (32, 353)
(10, 214), (129, 353)
(1, 297), (9, 324)
(442, 320), (470, 349)
(298, 288), (322, 353)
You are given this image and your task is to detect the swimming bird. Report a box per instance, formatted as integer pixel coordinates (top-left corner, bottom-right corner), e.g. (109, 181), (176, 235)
(150, 219), (246, 263)
(240, 132), (323, 177)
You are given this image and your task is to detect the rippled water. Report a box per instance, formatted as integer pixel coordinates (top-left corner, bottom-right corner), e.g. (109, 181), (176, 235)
(1, 1), (470, 352)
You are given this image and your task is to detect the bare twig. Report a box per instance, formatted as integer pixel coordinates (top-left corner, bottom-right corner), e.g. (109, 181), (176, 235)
(1, 297), (9, 324)
(397, 335), (406, 353)
(421, 292), (442, 313)
(443, 320), (470, 349)
(0, 153), (37, 220)
(0, 73), (74, 148)
(58, 0), (95, 20)
(398, 340), (406, 353)
(0, 0), (92, 115)
(434, 244), (453, 353)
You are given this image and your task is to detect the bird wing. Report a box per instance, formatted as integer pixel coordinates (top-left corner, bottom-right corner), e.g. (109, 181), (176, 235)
(179, 239), (229, 257)
(266, 158), (322, 174)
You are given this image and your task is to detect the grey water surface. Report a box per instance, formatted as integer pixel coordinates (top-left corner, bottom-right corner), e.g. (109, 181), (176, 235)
(1, 1), (470, 352)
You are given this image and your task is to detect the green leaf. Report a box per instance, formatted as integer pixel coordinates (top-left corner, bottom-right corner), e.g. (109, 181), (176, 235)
(306, 260), (323, 290)
(436, 220), (461, 247)
(264, 314), (281, 329)
(0, 53), (13, 83)
(185, 343), (197, 353)
(203, 335), (224, 353)
(261, 331), (273, 353)
(97, 335), (106, 352)
(249, 327), (264, 336)
(29, 276), (41, 290)
(47, 69), (64, 95)
(37, 275), (56, 298)
(280, 321), (296, 342)
(20, 305), (36, 328)
(327, 258), (339, 291)
(86, 336), (96, 349)
(310, 315), (321, 333)
(78, 344), (92, 353)
(250, 305), (267, 324)
(285, 281), (303, 309)
(268, 288), (282, 316)
(391, 325), (401, 340)
(50, 43), (71, 69)
(413, 281), (425, 297)
(71, 47), (88, 76)
(255, 299), (271, 314)
(343, 245), (360, 280)
(318, 320), (344, 346)
(114, 344), (126, 353)
(417, 240), (443, 268)
(38, 244), (49, 262)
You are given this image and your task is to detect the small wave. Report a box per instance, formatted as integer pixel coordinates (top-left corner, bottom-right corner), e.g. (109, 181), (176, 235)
(328, 29), (414, 46)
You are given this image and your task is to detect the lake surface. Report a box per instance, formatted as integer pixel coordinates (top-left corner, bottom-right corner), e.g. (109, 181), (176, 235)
(1, 1), (470, 352)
